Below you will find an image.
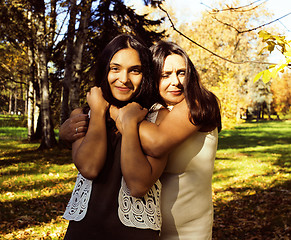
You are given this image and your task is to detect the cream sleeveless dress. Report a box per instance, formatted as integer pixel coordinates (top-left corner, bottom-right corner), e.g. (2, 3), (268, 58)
(160, 127), (218, 240)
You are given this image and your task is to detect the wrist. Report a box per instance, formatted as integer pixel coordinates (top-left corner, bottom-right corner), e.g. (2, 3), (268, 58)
(122, 119), (138, 131)
(90, 108), (107, 118)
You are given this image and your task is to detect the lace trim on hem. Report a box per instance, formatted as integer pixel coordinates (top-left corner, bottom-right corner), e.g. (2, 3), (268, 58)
(118, 177), (162, 231)
(63, 172), (92, 221)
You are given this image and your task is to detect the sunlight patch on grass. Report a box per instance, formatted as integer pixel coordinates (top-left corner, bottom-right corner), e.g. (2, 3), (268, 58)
(1, 166), (77, 201)
(2, 215), (68, 240)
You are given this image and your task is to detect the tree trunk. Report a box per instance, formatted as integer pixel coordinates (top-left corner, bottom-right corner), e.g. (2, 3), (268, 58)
(61, 0), (77, 124)
(14, 93), (17, 114)
(35, 0), (57, 149)
(27, 79), (34, 140)
(25, 87), (28, 115)
(61, 0), (92, 126)
(70, 0), (93, 110)
(9, 92), (12, 114)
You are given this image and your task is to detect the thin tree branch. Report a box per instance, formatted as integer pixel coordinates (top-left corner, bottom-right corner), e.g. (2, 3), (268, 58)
(158, 4), (275, 65)
(54, 9), (70, 43)
(212, 12), (291, 34)
(202, 0), (267, 13)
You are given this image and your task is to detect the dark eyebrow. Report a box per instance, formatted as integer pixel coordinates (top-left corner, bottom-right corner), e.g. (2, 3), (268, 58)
(162, 69), (172, 73)
(109, 63), (141, 69)
(110, 63), (121, 66)
(129, 65), (142, 69)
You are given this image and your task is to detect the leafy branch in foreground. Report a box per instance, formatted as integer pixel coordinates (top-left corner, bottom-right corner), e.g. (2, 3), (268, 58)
(254, 31), (291, 83)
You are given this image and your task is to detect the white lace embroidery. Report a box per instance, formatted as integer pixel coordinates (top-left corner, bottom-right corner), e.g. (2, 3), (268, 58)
(63, 172), (92, 221)
(118, 178), (162, 230)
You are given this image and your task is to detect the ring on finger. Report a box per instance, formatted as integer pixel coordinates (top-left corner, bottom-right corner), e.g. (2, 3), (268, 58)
(75, 127), (78, 134)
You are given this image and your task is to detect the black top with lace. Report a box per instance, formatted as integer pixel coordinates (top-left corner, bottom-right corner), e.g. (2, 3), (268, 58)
(64, 123), (159, 240)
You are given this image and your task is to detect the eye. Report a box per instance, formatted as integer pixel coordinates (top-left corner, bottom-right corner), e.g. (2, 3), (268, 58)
(110, 66), (119, 72)
(178, 70), (186, 76)
(130, 68), (142, 75)
(161, 73), (170, 78)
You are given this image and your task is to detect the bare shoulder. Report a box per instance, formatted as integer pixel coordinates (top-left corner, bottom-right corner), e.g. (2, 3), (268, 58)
(163, 100), (195, 128)
(157, 100), (201, 141)
(156, 107), (169, 125)
(171, 99), (189, 114)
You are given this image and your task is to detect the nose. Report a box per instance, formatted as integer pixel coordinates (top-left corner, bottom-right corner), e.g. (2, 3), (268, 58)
(170, 73), (181, 86)
(119, 70), (129, 84)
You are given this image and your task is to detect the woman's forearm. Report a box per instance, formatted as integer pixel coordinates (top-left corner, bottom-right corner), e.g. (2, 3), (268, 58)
(138, 121), (167, 158)
(121, 121), (167, 197)
(139, 100), (201, 158)
(73, 111), (107, 180)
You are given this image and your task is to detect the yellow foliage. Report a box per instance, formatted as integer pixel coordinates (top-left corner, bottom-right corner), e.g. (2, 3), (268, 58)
(271, 72), (291, 114)
(255, 31), (291, 83)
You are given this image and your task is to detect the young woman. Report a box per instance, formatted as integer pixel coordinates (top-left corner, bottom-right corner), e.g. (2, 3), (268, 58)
(62, 34), (164, 240)
(111, 40), (221, 240)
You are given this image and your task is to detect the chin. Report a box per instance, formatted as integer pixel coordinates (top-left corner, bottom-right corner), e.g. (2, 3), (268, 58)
(113, 94), (133, 102)
(166, 98), (184, 106)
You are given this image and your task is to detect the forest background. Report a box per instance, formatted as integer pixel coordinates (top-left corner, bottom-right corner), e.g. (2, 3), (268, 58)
(0, 0), (290, 239)
(1, 0), (291, 148)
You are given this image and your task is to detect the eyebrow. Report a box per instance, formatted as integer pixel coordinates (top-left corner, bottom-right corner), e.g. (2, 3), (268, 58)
(129, 65), (142, 69)
(162, 68), (186, 73)
(110, 63), (142, 68)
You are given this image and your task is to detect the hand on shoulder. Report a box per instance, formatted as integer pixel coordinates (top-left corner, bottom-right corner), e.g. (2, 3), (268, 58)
(59, 108), (88, 142)
(110, 103), (148, 134)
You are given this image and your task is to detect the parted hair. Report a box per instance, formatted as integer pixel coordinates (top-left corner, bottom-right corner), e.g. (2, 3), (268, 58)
(95, 34), (157, 109)
(150, 41), (222, 132)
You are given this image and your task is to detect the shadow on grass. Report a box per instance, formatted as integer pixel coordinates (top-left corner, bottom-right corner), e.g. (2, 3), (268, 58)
(213, 180), (291, 240)
(0, 147), (72, 168)
(213, 167), (238, 184)
(0, 192), (72, 235)
(1, 180), (289, 239)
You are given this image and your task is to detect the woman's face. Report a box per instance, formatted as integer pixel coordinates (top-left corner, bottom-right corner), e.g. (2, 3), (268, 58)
(108, 48), (143, 102)
(159, 54), (186, 106)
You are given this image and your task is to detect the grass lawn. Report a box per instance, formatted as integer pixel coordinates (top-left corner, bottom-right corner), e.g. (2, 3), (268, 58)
(213, 120), (291, 239)
(0, 118), (290, 239)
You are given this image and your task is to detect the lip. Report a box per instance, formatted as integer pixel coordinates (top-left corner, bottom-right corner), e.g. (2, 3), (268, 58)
(115, 86), (130, 92)
(168, 90), (182, 95)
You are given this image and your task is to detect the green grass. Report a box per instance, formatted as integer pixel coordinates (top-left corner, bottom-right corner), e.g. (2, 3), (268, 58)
(0, 122), (76, 239)
(213, 120), (291, 239)
(0, 119), (290, 239)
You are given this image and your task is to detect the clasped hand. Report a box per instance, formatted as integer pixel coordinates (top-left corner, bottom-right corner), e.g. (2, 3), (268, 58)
(87, 86), (109, 114)
(110, 103), (148, 134)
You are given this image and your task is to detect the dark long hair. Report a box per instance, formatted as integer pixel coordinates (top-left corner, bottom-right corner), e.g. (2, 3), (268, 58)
(95, 34), (157, 109)
(150, 41), (222, 132)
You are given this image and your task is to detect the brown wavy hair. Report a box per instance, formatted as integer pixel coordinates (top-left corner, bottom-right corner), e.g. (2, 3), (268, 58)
(150, 41), (222, 132)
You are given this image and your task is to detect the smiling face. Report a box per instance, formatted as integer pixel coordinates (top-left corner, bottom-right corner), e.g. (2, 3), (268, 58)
(159, 54), (186, 106)
(108, 48), (143, 102)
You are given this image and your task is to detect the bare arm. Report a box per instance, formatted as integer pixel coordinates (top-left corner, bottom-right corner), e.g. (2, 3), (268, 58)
(72, 87), (109, 180)
(139, 100), (201, 158)
(111, 103), (168, 197)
